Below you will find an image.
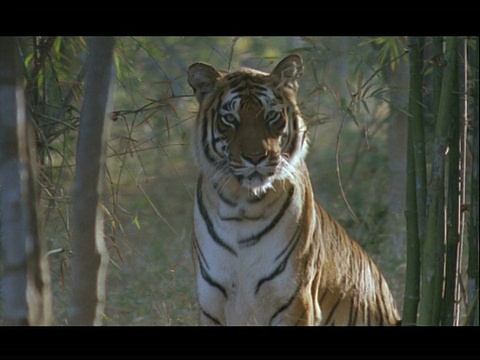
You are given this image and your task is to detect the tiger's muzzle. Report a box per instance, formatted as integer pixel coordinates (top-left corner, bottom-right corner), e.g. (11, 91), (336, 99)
(229, 150), (280, 194)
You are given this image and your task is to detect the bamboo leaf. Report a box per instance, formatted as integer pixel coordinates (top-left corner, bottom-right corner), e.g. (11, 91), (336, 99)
(133, 214), (141, 230)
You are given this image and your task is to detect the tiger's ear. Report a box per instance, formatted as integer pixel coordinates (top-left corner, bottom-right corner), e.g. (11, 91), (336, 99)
(270, 54), (303, 92)
(188, 62), (223, 102)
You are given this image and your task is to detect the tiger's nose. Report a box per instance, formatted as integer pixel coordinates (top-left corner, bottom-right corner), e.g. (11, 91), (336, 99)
(242, 151), (269, 165)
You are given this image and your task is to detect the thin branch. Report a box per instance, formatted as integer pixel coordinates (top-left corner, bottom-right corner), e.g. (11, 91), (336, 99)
(335, 113), (360, 223)
(136, 183), (178, 236)
(227, 37), (239, 72)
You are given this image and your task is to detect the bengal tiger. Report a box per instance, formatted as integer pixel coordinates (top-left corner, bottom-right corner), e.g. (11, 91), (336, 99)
(187, 54), (401, 326)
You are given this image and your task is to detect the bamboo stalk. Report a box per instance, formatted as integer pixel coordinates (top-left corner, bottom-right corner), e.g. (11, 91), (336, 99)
(432, 37), (444, 121)
(403, 117), (421, 325)
(467, 37), (479, 326)
(418, 36), (458, 326)
(441, 52), (460, 325)
(402, 36), (424, 325)
(409, 37), (428, 252)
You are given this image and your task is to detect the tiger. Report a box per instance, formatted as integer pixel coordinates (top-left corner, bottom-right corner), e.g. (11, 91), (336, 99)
(187, 54), (401, 326)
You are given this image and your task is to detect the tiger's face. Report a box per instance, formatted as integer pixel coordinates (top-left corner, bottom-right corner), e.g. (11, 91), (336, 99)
(188, 55), (306, 195)
(215, 84), (290, 193)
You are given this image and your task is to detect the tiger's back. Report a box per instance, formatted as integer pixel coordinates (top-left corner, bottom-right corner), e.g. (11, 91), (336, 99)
(188, 54), (401, 326)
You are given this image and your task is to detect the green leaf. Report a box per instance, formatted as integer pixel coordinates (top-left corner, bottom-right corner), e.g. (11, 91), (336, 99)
(133, 214), (141, 230)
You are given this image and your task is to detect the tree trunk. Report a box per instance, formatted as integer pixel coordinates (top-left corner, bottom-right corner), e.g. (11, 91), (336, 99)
(0, 37), (52, 325)
(69, 37), (115, 326)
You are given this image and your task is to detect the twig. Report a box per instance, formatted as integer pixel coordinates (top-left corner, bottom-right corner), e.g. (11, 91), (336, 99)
(227, 37), (239, 72)
(335, 113), (360, 223)
(136, 182), (178, 236)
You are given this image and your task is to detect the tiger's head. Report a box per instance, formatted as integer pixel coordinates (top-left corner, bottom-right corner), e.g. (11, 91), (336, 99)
(188, 54), (307, 195)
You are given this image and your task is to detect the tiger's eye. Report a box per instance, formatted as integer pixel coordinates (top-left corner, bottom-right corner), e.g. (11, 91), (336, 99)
(265, 110), (280, 123)
(222, 113), (237, 125)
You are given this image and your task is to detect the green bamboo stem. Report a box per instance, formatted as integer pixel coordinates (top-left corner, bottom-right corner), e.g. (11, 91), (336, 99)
(432, 37), (444, 122)
(410, 37), (428, 252)
(403, 118), (421, 325)
(418, 36), (458, 326)
(402, 36), (424, 325)
(467, 37), (479, 326)
(441, 55), (460, 325)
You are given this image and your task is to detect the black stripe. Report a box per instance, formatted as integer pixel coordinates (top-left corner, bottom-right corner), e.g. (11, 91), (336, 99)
(220, 214), (263, 222)
(241, 95), (263, 108)
(247, 192), (268, 203)
(269, 283), (301, 325)
(324, 295), (342, 326)
(201, 112), (217, 165)
(193, 232), (227, 305)
(274, 184), (307, 261)
(230, 86), (246, 94)
(274, 93), (284, 103)
(226, 76), (244, 88)
(250, 84), (269, 92)
(376, 275), (387, 325)
(348, 296), (358, 326)
(319, 289), (328, 307)
(367, 256), (385, 323)
(201, 308), (222, 326)
(198, 254), (228, 299)
(283, 111), (299, 157)
(274, 221), (302, 262)
(238, 186), (294, 247)
(255, 263), (287, 295)
(318, 207), (327, 228)
(219, 216), (244, 222)
(222, 95), (242, 109)
(347, 249), (359, 325)
(197, 177), (238, 256)
(255, 226), (301, 295)
(211, 106), (225, 159)
(193, 234), (209, 270)
(212, 181), (238, 207)
(217, 189), (237, 207)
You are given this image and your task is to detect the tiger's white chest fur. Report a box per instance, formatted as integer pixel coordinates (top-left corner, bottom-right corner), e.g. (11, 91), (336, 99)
(193, 177), (303, 325)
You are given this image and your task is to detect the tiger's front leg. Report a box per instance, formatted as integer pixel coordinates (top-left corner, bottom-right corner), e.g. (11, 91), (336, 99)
(197, 284), (226, 326)
(192, 244), (228, 325)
